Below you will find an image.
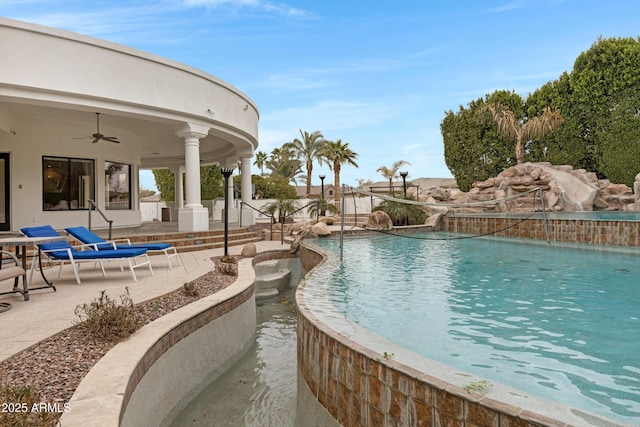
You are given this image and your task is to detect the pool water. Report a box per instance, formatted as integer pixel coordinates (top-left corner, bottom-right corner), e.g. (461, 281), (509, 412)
(170, 273), (299, 426)
(311, 234), (640, 424)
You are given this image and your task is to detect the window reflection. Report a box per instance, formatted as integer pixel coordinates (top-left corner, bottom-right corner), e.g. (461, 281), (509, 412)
(105, 161), (131, 210)
(42, 157), (94, 210)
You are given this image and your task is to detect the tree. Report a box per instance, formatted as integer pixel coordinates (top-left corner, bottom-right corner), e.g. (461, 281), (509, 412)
(139, 188), (156, 198)
(265, 146), (304, 185)
(525, 73), (589, 170)
(253, 151), (268, 176)
(318, 139), (359, 206)
(570, 36), (640, 178)
(481, 103), (564, 164)
(596, 83), (640, 186)
(376, 160), (411, 194)
(152, 169), (175, 201)
(152, 165), (223, 201)
(286, 130), (325, 197)
(356, 178), (373, 189)
(252, 174), (298, 199)
(442, 92), (518, 191)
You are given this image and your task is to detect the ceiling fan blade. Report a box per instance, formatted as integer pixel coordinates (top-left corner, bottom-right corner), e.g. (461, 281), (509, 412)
(74, 113), (120, 143)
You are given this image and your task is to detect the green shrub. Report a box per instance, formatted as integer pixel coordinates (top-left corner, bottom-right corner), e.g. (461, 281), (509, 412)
(374, 196), (427, 226)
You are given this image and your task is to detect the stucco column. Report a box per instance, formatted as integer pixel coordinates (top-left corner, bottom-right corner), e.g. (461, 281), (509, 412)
(241, 157), (252, 203)
(240, 157), (255, 225)
(182, 135), (203, 208)
(176, 125), (210, 232)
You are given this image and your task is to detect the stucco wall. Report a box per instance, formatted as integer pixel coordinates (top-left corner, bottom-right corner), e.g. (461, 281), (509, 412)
(0, 18), (258, 139)
(2, 115), (142, 230)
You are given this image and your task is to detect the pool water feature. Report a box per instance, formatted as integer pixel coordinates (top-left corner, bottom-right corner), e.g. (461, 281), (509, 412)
(309, 233), (640, 425)
(170, 261), (301, 427)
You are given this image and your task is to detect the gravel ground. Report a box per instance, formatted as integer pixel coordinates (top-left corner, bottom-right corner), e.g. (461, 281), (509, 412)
(0, 255), (240, 427)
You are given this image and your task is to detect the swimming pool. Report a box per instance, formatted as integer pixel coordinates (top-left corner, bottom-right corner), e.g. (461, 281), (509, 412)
(307, 233), (640, 425)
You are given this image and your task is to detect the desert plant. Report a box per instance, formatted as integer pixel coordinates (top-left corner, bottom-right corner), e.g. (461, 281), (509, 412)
(74, 288), (140, 342)
(0, 384), (63, 426)
(374, 196), (427, 226)
(307, 199), (337, 217)
(481, 103), (563, 164)
(264, 198), (298, 223)
(182, 281), (200, 298)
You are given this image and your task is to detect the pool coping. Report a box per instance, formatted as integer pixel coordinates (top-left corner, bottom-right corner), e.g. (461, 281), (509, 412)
(59, 257), (258, 427)
(295, 238), (637, 427)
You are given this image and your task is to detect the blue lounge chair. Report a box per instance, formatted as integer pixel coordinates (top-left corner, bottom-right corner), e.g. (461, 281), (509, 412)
(21, 225), (153, 285)
(65, 226), (180, 269)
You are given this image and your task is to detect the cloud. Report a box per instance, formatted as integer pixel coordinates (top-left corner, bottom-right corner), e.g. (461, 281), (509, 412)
(258, 74), (337, 92)
(402, 143), (423, 155)
(487, 1), (530, 13)
(182, 0), (311, 18)
(262, 100), (403, 134)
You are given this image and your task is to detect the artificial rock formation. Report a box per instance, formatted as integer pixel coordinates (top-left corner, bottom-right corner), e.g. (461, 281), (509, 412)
(448, 162), (636, 213)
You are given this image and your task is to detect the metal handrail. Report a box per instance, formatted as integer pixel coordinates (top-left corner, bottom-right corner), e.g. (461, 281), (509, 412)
(239, 201), (275, 239)
(277, 201), (319, 245)
(87, 199), (114, 240)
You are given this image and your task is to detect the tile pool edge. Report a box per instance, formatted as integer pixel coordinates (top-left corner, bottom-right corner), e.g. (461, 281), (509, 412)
(295, 241), (636, 427)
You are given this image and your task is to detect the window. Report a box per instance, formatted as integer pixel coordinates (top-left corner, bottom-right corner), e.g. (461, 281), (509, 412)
(43, 157), (94, 210)
(105, 161), (131, 210)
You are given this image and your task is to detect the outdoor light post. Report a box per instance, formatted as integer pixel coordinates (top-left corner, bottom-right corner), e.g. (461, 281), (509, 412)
(221, 167), (234, 257)
(400, 171), (408, 197)
(319, 174), (326, 216)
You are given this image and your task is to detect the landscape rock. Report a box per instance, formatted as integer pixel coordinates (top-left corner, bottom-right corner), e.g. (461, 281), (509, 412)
(366, 211), (393, 230)
(311, 221), (331, 236)
(241, 243), (257, 257)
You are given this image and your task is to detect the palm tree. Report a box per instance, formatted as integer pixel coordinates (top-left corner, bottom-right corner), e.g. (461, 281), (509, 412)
(253, 151), (268, 176)
(356, 178), (373, 189)
(482, 103), (564, 164)
(286, 130), (325, 197)
(319, 139), (359, 207)
(377, 160), (411, 194)
(266, 146), (304, 185)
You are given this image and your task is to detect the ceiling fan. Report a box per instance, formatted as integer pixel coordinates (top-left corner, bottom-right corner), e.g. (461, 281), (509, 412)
(75, 112), (120, 144)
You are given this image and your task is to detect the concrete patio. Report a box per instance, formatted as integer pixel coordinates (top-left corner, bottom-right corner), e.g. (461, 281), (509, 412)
(0, 239), (290, 363)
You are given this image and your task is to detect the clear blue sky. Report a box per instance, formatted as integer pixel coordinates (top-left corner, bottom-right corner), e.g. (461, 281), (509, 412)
(4, 1), (640, 191)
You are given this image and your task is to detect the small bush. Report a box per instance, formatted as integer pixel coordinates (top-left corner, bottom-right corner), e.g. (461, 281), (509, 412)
(74, 288), (140, 342)
(374, 196), (427, 226)
(0, 385), (62, 426)
(182, 281), (200, 298)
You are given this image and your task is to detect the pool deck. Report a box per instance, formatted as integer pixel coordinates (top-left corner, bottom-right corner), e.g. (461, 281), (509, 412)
(0, 239), (290, 363)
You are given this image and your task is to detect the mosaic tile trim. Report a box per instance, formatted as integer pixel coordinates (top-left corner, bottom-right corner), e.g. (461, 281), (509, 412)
(296, 242), (573, 427)
(119, 283), (255, 422)
(440, 216), (640, 247)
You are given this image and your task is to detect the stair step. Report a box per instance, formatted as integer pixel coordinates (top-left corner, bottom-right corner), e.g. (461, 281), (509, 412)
(73, 227), (264, 254)
(175, 236), (265, 253)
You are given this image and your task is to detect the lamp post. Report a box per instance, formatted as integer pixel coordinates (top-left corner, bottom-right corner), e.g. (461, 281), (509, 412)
(221, 167), (234, 257)
(319, 174), (326, 216)
(400, 171), (408, 197)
